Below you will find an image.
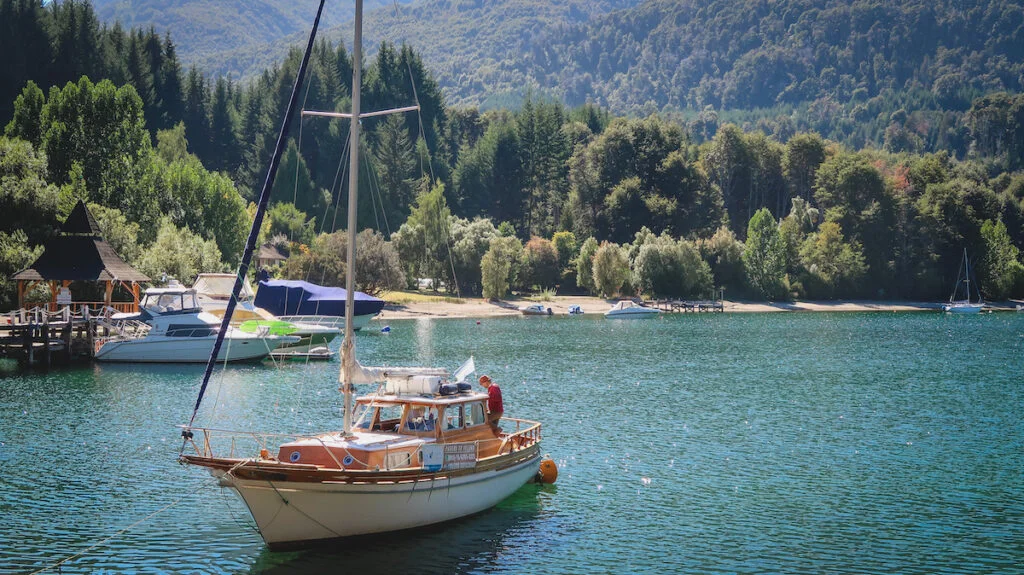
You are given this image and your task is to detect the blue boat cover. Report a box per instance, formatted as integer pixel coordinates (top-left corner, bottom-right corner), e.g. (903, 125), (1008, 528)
(254, 280), (385, 318)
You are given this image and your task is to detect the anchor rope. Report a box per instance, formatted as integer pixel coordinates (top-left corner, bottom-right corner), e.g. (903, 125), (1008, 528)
(25, 475), (212, 574)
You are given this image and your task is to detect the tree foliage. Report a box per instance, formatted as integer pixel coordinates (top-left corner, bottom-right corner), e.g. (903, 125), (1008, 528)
(591, 242), (629, 298)
(743, 208), (786, 299)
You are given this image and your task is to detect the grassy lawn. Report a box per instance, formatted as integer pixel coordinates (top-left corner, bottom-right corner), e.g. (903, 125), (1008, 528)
(380, 290), (467, 305)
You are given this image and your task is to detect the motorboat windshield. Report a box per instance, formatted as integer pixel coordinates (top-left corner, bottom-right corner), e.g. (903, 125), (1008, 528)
(141, 288), (200, 314)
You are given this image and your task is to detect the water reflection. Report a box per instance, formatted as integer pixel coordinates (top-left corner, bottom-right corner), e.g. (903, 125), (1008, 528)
(246, 486), (549, 574)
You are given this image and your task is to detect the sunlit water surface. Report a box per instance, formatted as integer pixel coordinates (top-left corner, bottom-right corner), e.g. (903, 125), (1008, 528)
(1, 312), (1022, 574)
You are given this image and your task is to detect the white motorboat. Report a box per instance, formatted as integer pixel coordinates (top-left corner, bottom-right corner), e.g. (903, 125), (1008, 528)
(519, 303), (552, 316)
(96, 286), (297, 363)
(568, 305), (584, 314)
(193, 273), (340, 355)
(604, 300), (662, 318)
(943, 249), (983, 313)
(179, 0), (554, 549)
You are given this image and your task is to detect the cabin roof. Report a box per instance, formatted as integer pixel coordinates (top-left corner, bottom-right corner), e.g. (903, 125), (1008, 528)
(12, 201), (149, 283)
(143, 287), (196, 296)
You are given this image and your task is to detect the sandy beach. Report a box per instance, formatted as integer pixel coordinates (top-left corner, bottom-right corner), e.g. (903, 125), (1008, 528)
(375, 293), (1022, 321)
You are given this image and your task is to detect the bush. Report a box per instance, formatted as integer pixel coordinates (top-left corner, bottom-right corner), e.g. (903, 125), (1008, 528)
(552, 231), (578, 268)
(282, 229), (404, 296)
(522, 237), (560, 290)
(576, 236), (599, 292)
(743, 208), (786, 299)
(488, 235), (525, 291)
(633, 235), (713, 297)
(698, 225), (745, 293)
(481, 248), (510, 300)
(592, 242), (630, 297)
(137, 217), (224, 284)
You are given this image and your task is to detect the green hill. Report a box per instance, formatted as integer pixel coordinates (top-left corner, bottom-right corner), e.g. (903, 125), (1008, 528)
(91, 0), (407, 76)
(504, 0), (1024, 112)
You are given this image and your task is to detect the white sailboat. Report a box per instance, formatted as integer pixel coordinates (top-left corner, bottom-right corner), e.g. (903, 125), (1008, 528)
(179, 0), (553, 549)
(943, 248), (983, 313)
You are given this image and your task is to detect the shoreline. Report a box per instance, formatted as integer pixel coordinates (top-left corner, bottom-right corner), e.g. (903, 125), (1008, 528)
(375, 295), (1023, 321)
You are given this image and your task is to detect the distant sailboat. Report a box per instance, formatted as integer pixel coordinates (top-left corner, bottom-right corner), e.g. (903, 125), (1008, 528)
(943, 248), (983, 313)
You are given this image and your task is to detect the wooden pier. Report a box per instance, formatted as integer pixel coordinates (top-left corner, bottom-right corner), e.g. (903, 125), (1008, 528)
(643, 299), (725, 313)
(0, 307), (104, 368)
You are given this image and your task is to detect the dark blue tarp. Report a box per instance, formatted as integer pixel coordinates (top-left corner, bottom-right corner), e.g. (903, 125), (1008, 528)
(254, 280), (385, 318)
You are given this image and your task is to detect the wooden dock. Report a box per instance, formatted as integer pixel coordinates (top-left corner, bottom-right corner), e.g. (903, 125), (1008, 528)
(0, 307), (103, 368)
(643, 299), (725, 313)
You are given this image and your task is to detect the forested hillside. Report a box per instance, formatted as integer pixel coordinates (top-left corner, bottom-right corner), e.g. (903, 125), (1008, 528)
(195, 0), (642, 94)
(502, 0), (1024, 151)
(96, 0), (1024, 154)
(89, 0), (404, 77)
(3, 0), (1024, 308)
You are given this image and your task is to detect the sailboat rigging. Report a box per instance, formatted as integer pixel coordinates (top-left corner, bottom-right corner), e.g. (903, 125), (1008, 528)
(943, 248), (984, 313)
(179, 0), (553, 548)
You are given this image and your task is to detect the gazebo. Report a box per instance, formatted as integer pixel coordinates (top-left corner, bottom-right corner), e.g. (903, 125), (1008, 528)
(12, 201), (150, 313)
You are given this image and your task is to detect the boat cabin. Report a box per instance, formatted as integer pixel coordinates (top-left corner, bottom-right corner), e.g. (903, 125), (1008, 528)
(139, 285), (201, 314)
(275, 389), (501, 472)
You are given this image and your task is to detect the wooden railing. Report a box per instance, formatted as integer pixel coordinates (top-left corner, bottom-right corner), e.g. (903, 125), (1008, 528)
(23, 301), (137, 314)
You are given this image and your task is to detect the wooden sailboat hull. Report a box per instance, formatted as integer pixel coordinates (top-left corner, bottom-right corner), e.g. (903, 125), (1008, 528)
(208, 448), (541, 548)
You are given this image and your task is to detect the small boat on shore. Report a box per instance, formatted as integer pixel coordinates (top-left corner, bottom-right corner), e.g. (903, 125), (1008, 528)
(97, 286), (296, 363)
(943, 249), (983, 313)
(568, 305), (584, 315)
(605, 300), (661, 318)
(519, 303), (553, 316)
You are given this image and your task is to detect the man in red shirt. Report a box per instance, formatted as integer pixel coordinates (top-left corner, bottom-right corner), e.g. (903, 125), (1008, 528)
(478, 374), (503, 430)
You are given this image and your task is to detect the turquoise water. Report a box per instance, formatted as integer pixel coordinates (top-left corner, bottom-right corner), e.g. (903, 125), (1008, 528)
(1, 312), (1023, 574)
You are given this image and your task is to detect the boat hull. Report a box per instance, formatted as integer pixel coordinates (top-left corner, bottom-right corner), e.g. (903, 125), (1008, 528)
(605, 310), (661, 318)
(273, 329), (340, 354)
(943, 303), (983, 313)
(95, 335), (281, 363)
(276, 314), (376, 331)
(216, 451), (541, 547)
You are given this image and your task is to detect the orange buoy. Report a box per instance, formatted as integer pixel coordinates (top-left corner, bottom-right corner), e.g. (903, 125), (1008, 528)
(536, 458), (558, 484)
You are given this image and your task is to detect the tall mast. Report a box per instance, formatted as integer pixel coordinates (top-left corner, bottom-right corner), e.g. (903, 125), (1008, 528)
(183, 0), (326, 437)
(341, 0), (363, 435)
(964, 248), (971, 303)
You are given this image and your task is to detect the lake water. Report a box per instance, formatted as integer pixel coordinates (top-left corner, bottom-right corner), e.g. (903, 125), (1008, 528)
(1, 312), (1022, 574)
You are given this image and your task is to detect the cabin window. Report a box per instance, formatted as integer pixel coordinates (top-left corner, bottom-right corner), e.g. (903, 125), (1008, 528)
(445, 405), (464, 430)
(405, 405), (438, 432)
(386, 451), (412, 470)
(466, 402), (486, 427)
(355, 404), (405, 432)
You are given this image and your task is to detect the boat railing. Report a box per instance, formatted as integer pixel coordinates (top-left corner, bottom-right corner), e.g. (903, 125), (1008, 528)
(495, 417), (542, 455)
(182, 418), (543, 470)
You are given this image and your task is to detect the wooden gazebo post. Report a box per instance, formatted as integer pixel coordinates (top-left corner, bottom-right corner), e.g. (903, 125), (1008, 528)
(104, 280), (114, 309)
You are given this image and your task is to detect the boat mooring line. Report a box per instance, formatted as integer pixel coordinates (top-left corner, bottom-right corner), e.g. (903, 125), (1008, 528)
(28, 494), (187, 574)
(28, 472), (228, 573)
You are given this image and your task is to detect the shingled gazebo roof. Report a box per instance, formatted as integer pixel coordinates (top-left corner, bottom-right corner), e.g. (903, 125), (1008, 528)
(12, 201), (150, 283)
